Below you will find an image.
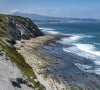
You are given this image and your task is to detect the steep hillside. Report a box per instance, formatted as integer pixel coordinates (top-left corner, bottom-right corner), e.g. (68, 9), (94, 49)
(0, 46), (34, 90)
(0, 14), (45, 90)
(0, 14), (43, 41)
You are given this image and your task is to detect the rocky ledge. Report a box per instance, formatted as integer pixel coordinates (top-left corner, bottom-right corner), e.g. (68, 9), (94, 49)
(0, 14), (43, 41)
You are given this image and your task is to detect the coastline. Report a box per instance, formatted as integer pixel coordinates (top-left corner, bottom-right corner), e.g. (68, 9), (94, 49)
(15, 35), (66, 90)
(15, 34), (100, 90)
(38, 41), (100, 90)
(2, 13), (100, 90)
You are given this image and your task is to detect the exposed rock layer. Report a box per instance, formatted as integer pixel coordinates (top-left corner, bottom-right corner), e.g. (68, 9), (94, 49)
(0, 46), (34, 90)
(0, 14), (45, 90)
(0, 14), (43, 41)
(15, 35), (67, 90)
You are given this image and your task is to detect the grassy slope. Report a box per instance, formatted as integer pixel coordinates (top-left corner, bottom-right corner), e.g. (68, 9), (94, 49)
(0, 14), (45, 90)
(0, 14), (9, 37)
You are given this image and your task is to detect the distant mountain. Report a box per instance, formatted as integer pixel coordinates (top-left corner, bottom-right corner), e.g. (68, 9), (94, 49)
(12, 12), (100, 23)
(12, 12), (60, 22)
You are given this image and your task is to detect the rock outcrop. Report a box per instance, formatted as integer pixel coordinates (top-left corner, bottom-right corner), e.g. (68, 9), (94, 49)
(0, 14), (45, 90)
(0, 14), (43, 41)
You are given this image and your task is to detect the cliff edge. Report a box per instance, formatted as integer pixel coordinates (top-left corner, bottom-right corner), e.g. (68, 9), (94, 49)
(0, 14), (45, 90)
(0, 14), (43, 41)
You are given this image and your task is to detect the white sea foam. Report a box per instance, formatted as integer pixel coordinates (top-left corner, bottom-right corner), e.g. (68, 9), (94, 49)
(39, 27), (55, 31)
(58, 34), (95, 45)
(63, 43), (100, 74)
(75, 63), (100, 75)
(59, 34), (100, 59)
(39, 27), (60, 34)
(75, 63), (92, 71)
(57, 33), (100, 60)
(63, 44), (100, 59)
(46, 31), (60, 34)
(63, 44), (100, 75)
(65, 43), (100, 74)
(57, 35), (82, 45)
(70, 35), (82, 40)
(94, 61), (100, 65)
(39, 26), (100, 75)
(75, 44), (100, 56)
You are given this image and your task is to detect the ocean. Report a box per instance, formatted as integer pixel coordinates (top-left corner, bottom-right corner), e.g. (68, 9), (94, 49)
(37, 22), (100, 75)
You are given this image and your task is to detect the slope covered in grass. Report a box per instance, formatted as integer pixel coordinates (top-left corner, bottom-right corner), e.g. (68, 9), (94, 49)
(0, 14), (45, 90)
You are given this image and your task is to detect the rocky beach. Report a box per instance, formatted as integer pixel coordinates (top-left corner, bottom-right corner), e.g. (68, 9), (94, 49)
(15, 34), (100, 90)
(0, 14), (100, 90)
(15, 35), (65, 90)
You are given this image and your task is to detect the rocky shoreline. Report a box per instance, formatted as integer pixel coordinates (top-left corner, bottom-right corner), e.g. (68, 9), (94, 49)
(15, 34), (100, 90)
(0, 14), (100, 90)
(15, 35), (68, 90)
(38, 38), (100, 90)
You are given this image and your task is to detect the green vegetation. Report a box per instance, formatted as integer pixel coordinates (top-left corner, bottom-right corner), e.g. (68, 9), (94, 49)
(0, 15), (9, 37)
(0, 14), (31, 39)
(0, 39), (45, 90)
(0, 14), (45, 90)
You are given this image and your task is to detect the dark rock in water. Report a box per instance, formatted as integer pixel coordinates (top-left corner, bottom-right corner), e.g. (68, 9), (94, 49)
(0, 14), (43, 41)
(38, 42), (100, 90)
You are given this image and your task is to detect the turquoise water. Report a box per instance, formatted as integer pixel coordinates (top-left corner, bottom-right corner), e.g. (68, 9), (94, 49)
(37, 22), (100, 74)
(38, 23), (100, 49)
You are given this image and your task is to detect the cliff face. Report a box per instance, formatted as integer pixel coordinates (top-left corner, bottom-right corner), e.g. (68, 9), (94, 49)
(0, 14), (43, 41)
(0, 14), (45, 90)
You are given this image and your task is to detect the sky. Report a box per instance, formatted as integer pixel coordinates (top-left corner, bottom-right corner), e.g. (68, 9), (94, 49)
(0, 0), (100, 19)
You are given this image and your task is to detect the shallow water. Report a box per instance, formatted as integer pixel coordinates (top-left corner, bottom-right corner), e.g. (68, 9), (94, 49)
(37, 23), (100, 75)
(38, 42), (100, 89)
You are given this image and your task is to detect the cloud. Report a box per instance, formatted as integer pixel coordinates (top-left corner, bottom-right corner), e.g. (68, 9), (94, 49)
(28, 8), (66, 17)
(11, 9), (20, 13)
(9, 8), (80, 17)
(10, 8), (65, 17)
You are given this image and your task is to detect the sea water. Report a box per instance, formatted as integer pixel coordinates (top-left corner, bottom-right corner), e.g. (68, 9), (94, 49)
(37, 22), (100, 74)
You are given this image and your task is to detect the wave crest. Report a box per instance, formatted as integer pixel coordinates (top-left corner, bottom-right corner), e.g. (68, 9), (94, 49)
(39, 27), (60, 34)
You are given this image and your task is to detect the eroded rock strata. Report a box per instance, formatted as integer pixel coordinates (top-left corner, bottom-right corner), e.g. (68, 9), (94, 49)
(0, 14), (45, 90)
